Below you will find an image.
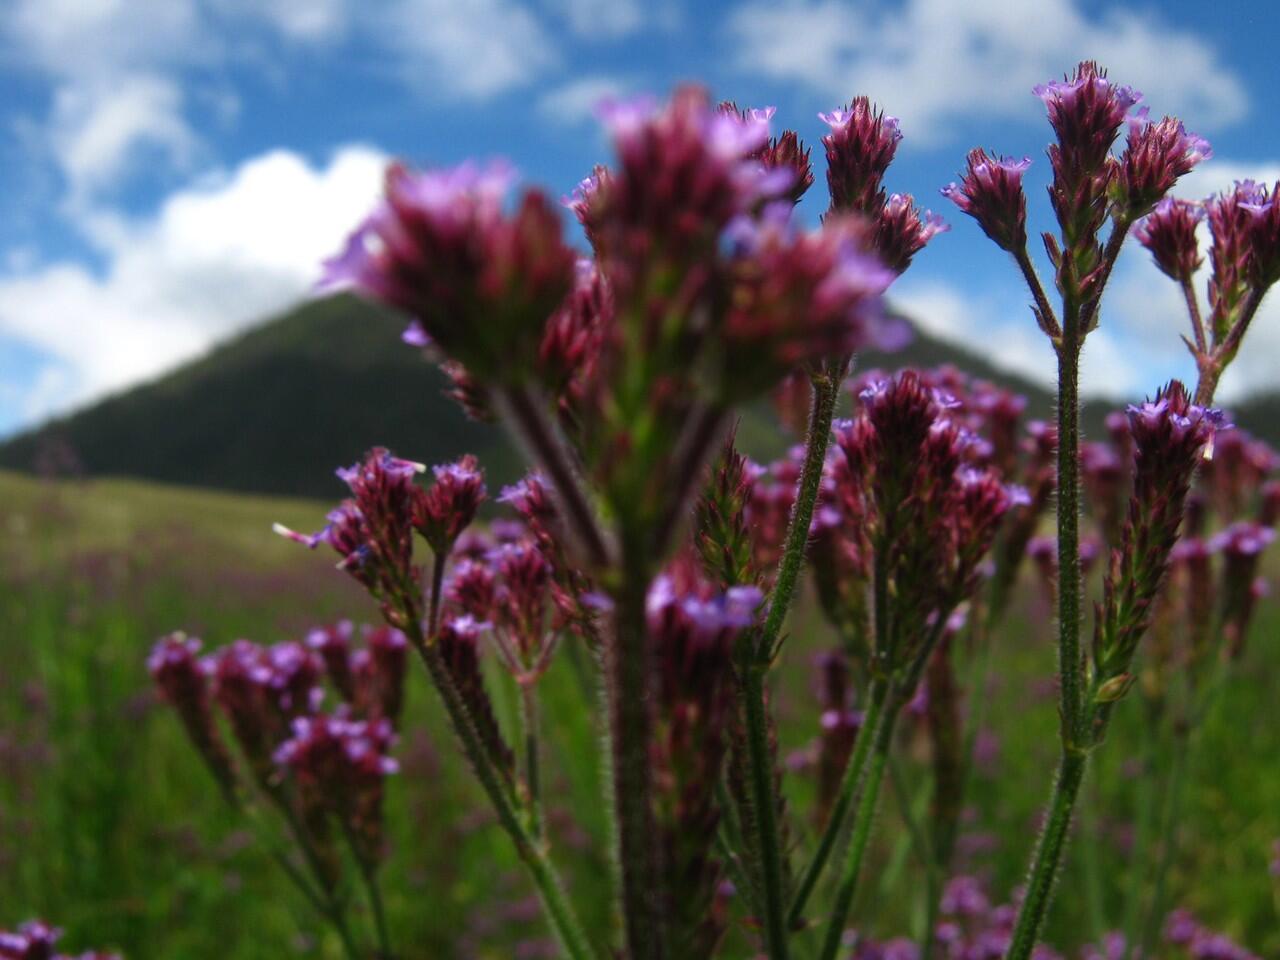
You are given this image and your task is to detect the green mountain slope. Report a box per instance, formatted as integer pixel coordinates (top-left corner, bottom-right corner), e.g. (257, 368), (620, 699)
(1, 294), (1273, 498)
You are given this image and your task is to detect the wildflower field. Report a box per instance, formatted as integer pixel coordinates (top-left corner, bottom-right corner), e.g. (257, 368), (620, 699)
(3, 58), (1280, 960)
(1, 451), (1276, 958)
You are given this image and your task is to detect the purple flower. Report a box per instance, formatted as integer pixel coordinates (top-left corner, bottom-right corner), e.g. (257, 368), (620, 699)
(721, 212), (896, 399)
(820, 96), (903, 215)
(412, 454), (487, 555)
(1135, 197), (1205, 282)
(276, 712), (398, 866)
(320, 160), (578, 381)
(1116, 111), (1211, 214)
(873, 193), (949, 273)
(942, 149), (1032, 252)
(589, 86), (792, 289)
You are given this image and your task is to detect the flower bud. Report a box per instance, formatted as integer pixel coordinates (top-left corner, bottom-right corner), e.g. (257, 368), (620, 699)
(149, 633), (239, 801)
(306, 621), (356, 702)
(873, 193), (948, 274)
(437, 616), (515, 780)
(413, 455), (486, 555)
(1134, 197), (1204, 282)
(1115, 110), (1211, 216)
(820, 97), (902, 215)
(942, 149), (1031, 252)
(355, 626), (408, 727)
(275, 713), (398, 867)
(321, 161), (578, 382)
(719, 211), (896, 400)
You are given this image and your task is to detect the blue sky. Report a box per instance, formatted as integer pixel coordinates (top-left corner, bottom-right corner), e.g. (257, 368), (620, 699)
(1, 0), (1277, 435)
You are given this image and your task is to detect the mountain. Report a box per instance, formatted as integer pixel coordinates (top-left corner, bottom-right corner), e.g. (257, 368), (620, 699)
(0, 295), (522, 498)
(1, 294), (1273, 497)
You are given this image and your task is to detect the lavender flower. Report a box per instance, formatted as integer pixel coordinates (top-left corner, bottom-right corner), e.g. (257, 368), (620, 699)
(873, 193), (949, 274)
(413, 455), (486, 556)
(148, 632), (239, 801)
(1115, 110), (1211, 215)
(942, 149), (1032, 252)
(321, 160), (577, 381)
(1135, 198), (1205, 282)
(820, 97), (902, 215)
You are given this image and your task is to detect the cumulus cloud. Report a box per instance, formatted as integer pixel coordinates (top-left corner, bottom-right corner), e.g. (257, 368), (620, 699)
(0, 145), (388, 425)
(538, 75), (633, 125)
(546, 0), (644, 37)
(379, 0), (560, 100)
(728, 0), (1247, 141)
(50, 75), (198, 205)
(893, 276), (1192, 402)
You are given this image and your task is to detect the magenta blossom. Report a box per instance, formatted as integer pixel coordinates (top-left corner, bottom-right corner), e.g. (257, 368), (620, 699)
(942, 150), (1032, 252)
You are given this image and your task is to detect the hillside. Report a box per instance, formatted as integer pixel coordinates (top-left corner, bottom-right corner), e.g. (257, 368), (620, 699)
(0, 293), (1273, 497)
(0, 295), (521, 498)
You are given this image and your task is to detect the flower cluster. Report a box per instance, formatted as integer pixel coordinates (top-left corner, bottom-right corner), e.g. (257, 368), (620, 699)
(149, 624), (404, 896)
(647, 566), (761, 955)
(822, 97), (948, 271)
(0, 922), (117, 960)
(1093, 383), (1226, 706)
(321, 161), (578, 382)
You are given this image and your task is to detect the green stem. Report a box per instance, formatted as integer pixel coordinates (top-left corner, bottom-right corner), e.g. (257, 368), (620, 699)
(1119, 714), (1159, 956)
(606, 532), (665, 960)
(1055, 335), (1085, 750)
(756, 361), (845, 663)
(521, 683), (544, 840)
(886, 752), (941, 952)
(1004, 751), (1089, 960)
(742, 662), (790, 959)
(817, 699), (900, 960)
(1080, 767), (1108, 943)
(275, 802), (364, 960)
(341, 822), (393, 960)
(790, 679), (887, 927)
(404, 618), (598, 960)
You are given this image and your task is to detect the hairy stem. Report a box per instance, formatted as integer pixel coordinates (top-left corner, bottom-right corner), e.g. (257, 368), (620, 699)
(1056, 334), (1086, 750)
(817, 698), (900, 960)
(521, 683), (544, 840)
(756, 360), (846, 663)
(498, 383), (611, 570)
(607, 531), (665, 960)
(1014, 246), (1062, 339)
(789, 678), (887, 927)
(403, 616), (597, 960)
(1004, 751), (1089, 960)
(741, 662), (790, 959)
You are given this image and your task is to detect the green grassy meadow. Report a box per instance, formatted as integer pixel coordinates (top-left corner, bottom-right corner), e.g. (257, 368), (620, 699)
(1, 469), (1276, 958)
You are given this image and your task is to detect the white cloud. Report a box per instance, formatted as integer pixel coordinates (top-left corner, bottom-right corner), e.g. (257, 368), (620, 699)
(216, 0), (350, 42)
(50, 75), (198, 205)
(546, 0), (643, 37)
(1174, 160), (1280, 202)
(893, 276), (1188, 401)
(380, 0), (560, 100)
(0, 145), (388, 424)
(728, 0), (1247, 142)
(538, 75), (632, 124)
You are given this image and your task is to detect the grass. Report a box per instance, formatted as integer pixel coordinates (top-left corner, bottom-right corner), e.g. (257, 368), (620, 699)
(0, 468), (1276, 958)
